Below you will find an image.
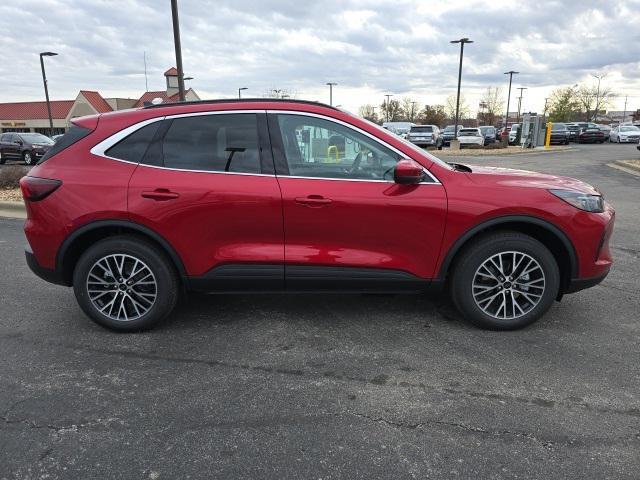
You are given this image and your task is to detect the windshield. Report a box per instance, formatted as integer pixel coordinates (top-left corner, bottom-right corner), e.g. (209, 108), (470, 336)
(443, 126), (456, 132)
(552, 123), (567, 130)
(358, 117), (452, 171)
(19, 133), (54, 144)
(620, 126), (640, 132)
(410, 126), (433, 133)
(479, 127), (494, 134)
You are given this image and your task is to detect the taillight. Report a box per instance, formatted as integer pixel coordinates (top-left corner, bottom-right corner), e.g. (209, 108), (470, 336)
(19, 176), (62, 202)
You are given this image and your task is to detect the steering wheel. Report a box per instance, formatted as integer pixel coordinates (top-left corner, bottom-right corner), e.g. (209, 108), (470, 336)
(348, 151), (363, 175)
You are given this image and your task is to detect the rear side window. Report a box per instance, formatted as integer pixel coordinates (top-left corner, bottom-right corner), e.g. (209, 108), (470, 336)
(37, 125), (92, 164)
(161, 114), (261, 173)
(105, 122), (161, 163)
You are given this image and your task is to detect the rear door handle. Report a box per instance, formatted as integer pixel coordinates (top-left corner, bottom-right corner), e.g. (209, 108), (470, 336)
(141, 189), (180, 201)
(295, 195), (332, 207)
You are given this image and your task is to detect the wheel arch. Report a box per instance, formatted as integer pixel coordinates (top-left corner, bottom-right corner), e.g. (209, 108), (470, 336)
(438, 215), (578, 292)
(57, 220), (187, 285)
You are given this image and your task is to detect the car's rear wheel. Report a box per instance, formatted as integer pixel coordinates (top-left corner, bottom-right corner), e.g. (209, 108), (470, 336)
(23, 151), (33, 165)
(72, 235), (179, 331)
(0, 152), (5, 164)
(450, 232), (560, 330)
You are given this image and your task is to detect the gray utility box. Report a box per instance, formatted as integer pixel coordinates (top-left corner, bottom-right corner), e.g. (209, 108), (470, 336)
(520, 114), (546, 148)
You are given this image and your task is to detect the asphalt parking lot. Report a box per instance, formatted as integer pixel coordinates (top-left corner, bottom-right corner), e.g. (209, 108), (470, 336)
(1, 143), (639, 479)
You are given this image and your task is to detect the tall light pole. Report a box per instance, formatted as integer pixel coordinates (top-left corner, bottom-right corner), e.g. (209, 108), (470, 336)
(411, 101), (418, 122)
(503, 71), (519, 130)
(591, 73), (606, 121)
(238, 87), (248, 99)
(516, 86), (527, 122)
(622, 95), (628, 124)
(326, 82), (337, 106)
(39, 52), (58, 137)
(384, 94), (393, 122)
(170, 0), (186, 102)
(450, 38), (473, 139)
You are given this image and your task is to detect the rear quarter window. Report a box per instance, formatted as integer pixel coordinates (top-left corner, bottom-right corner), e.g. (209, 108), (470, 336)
(105, 122), (161, 163)
(37, 125), (92, 164)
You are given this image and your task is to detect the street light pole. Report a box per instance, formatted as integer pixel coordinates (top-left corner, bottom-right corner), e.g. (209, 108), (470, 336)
(450, 38), (473, 139)
(170, 0), (186, 102)
(238, 87), (248, 99)
(503, 71), (519, 130)
(326, 82), (337, 106)
(591, 73), (606, 121)
(516, 87), (527, 122)
(384, 94), (393, 122)
(39, 52), (58, 137)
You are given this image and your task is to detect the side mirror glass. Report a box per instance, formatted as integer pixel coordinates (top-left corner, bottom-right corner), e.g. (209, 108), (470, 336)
(394, 159), (424, 185)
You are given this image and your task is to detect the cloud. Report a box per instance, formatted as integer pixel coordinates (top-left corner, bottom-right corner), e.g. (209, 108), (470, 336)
(0, 0), (638, 113)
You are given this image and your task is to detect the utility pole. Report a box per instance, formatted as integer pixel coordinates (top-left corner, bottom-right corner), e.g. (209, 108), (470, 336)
(516, 87), (527, 122)
(39, 52), (58, 137)
(591, 73), (606, 122)
(384, 94), (393, 122)
(503, 71), (518, 129)
(170, 0), (186, 102)
(411, 101), (418, 122)
(143, 51), (148, 92)
(622, 95), (628, 124)
(326, 82), (337, 106)
(543, 97), (549, 116)
(450, 38), (473, 139)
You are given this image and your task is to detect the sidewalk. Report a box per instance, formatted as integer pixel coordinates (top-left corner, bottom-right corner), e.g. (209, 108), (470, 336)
(0, 200), (26, 219)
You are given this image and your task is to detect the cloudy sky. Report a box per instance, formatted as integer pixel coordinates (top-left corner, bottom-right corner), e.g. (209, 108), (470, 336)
(1, 0), (639, 115)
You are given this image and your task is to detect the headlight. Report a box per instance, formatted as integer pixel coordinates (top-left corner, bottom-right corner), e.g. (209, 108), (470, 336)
(549, 189), (604, 213)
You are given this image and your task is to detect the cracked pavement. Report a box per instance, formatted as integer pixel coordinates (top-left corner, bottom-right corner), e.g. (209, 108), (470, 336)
(1, 143), (639, 479)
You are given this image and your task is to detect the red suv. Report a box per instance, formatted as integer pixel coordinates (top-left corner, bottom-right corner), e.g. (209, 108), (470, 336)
(20, 99), (614, 331)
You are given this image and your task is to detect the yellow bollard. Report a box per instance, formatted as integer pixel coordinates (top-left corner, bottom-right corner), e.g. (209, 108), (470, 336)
(545, 121), (553, 149)
(326, 145), (340, 163)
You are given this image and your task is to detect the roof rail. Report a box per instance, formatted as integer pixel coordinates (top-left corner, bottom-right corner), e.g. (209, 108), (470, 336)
(142, 97), (338, 110)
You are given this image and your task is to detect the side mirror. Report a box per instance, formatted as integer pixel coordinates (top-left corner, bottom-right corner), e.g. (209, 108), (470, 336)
(394, 159), (424, 185)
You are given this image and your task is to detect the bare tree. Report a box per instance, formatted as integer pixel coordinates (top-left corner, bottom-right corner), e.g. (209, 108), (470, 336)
(265, 88), (295, 99)
(380, 99), (403, 122)
(445, 94), (470, 121)
(478, 87), (503, 125)
(576, 76), (615, 121)
(399, 97), (421, 122)
(358, 104), (379, 123)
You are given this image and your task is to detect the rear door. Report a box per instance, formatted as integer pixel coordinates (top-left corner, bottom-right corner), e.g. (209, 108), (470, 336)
(124, 111), (284, 289)
(268, 112), (447, 291)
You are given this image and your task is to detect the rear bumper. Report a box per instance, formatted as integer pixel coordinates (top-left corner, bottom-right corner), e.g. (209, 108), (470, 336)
(25, 246), (68, 286)
(565, 269), (610, 293)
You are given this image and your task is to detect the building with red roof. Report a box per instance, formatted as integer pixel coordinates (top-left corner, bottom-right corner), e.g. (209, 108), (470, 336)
(0, 68), (199, 136)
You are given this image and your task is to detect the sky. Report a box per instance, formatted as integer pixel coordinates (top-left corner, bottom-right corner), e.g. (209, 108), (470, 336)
(1, 0), (639, 116)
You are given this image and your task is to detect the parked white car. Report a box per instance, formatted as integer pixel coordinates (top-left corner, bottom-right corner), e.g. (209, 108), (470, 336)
(457, 128), (484, 147)
(508, 124), (521, 145)
(610, 125), (640, 143)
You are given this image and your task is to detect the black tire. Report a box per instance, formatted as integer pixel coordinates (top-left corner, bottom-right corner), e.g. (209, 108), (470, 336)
(23, 151), (34, 165)
(0, 152), (5, 165)
(72, 235), (179, 331)
(450, 231), (560, 330)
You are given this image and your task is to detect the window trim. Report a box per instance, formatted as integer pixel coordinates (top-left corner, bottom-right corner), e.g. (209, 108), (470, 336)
(266, 110), (441, 184)
(89, 110), (274, 176)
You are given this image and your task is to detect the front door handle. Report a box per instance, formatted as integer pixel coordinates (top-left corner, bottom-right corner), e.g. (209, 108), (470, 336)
(141, 189), (180, 201)
(295, 195), (332, 207)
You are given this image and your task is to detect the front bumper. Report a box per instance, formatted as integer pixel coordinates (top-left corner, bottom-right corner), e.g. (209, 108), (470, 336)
(25, 246), (67, 286)
(619, 137), (640, 143)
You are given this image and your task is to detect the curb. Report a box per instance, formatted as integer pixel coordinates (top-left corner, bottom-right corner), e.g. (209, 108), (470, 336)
(0, 200), (26, 219)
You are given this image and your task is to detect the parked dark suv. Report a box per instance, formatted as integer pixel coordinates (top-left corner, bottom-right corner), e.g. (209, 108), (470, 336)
(0, 132), (54, 165)
(441, 125), (461, 146)
(549, 123), (570, 145)
(21, 99), (614, 332)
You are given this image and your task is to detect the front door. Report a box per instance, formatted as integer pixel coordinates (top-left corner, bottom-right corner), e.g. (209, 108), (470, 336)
(268, 112), (447, 291)
(126, 111), (284, 290)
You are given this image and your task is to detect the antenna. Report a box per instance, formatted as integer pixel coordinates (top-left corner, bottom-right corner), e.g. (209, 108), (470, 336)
(144, 51), (148, 92)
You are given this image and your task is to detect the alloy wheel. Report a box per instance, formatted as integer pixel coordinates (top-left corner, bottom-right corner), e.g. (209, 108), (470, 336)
(86, 254), (157, 321)
(472, 251), (545, 320)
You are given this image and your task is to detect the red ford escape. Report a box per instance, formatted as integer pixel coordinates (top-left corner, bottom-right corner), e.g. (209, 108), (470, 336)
(20, 99), (614, 331)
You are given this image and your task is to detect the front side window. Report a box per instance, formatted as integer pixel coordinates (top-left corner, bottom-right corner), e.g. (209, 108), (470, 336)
(274, 114), (402, 181)
(162, 114), (261, 173)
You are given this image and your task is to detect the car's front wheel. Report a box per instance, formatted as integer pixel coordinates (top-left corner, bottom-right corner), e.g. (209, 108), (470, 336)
(72, 235), (179, 331)
(450, 232), (560, 330)
(23, 151), (33, 165)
